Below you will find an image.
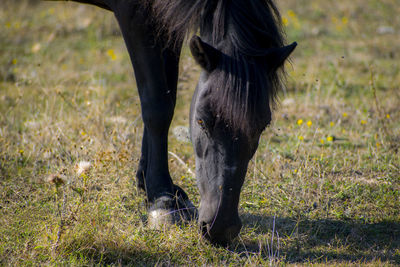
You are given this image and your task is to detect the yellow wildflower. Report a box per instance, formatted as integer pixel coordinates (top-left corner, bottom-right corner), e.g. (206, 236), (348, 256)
(297, 119), (303, 126)
(288, 10), (296, 18)
(361, 120), (367, 125)
(282, 17), (289, 26)
(342, 112), (348, 118)
(320, 139), (325, 144)
(327, 136), (333, 142)
(332, 16), (347, 31)
(287, 10), (301, 29)
(330, 121), (335, 127)
(376, 142), (381, 148)
(12, 59), (17, 65)
(107, 49), (117, 61)
(386, 114), (390, 119)
(298, 135), (304, 141)
(307, 120), (312, 127)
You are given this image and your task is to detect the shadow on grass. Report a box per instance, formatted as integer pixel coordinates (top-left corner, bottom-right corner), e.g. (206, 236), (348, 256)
(238, 213), (400, 264)
(64, 241), (171, 266)
(59, 213), (399, 265)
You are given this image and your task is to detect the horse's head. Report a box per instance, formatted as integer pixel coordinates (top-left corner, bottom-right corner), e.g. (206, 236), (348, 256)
(189, 36), (296, 245)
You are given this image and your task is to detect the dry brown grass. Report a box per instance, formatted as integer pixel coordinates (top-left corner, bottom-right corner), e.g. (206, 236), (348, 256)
(0, 0), (399, 265)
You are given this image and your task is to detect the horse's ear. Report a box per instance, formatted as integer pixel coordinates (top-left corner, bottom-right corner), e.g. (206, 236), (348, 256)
(190, 35), (220, 72)
(265, 42), (297, 70)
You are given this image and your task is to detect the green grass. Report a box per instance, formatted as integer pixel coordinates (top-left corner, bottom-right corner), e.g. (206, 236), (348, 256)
(1, 0), (399, 265)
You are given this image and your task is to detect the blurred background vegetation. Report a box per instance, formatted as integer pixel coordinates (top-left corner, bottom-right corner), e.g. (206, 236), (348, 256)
(0, 0), (399, 265)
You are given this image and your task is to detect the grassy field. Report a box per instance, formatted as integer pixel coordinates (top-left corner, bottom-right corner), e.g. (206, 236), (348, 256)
(1, 0), (399, 265)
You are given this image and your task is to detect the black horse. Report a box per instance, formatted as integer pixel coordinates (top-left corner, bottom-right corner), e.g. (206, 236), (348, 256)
(48, 0), (296, 245)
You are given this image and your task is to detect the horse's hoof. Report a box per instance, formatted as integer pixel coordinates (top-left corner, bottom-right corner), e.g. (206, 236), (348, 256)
(147, 195), (198, 230)
(173, 184), (198, 221)
(174, 194), (198, 222)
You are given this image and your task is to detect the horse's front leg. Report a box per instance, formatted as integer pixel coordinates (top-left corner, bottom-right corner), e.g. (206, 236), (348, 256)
(113, 3), (196, 225)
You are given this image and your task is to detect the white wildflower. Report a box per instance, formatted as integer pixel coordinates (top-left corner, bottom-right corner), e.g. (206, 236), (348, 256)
(76, 161), (91, 176)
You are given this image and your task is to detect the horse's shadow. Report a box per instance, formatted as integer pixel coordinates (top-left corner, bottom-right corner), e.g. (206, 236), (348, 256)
(233, 212), (400, 263)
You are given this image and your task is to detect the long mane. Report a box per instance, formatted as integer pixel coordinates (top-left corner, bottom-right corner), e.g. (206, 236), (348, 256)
(148, 0), (286, 134)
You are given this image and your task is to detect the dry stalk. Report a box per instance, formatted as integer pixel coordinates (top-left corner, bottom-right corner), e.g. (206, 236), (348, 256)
(369, 65), (392, 142)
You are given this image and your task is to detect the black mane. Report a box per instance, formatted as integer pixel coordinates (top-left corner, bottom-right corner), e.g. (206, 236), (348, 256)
(149, 0), (286, 134)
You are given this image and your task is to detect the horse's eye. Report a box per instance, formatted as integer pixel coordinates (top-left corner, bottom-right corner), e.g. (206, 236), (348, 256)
(197, 119), (206, 130)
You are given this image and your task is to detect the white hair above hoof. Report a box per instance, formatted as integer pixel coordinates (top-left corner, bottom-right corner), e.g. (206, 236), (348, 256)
(147, 195), (198, 229)
(148, 209), (175, 230)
